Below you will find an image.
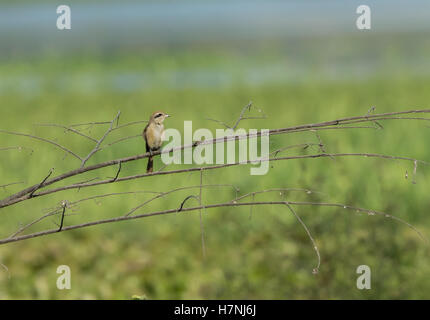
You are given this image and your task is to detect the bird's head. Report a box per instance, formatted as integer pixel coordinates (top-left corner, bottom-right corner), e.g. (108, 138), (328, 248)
(150, 111), (170, 125)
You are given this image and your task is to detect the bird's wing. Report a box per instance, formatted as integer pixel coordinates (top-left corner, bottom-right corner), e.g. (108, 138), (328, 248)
(143, 123), (150, 152)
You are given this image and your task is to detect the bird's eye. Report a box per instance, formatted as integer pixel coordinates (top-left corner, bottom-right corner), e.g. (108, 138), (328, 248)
(154, 113), (163, 118)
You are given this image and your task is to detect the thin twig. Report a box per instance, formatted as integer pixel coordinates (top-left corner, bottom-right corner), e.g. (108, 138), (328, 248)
(0, 181), (24, 190)
(270, 143), (318, 157)
(99, 134), (141, 151)
(0, 200), (425, 246)
(21, 152), (430, 205)
(285, 203), (321, 274)
(9, 190), (164, 237)
(249, 193), (255, 220)
(68, 121), (111, 129)
(232, 188), (325, 203)
(2, 109), (430, 209)
(34, 123), (98, 142)
(80, 111), (121, 168)
(112, 120), (148, 131)
(232, 101), (253, 130)
(29, 168), (54, 198)
(111, 161), (122, 182)
(178, 195), (200, 212)
(0, 146), (34, 154)
(0, 130), (82, 161)
(0, 261), (10, 279)
(57, 201), (67, 232)
(204, 118), (231, 129)
(199, 169), (206, 258)
(8, 210), (59, 238)
(72, 190), (161, 206)
(206, 101), (267, 130)
(125, 184), (239, 217)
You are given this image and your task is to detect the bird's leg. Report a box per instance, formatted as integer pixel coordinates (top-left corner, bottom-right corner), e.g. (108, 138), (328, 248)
(149, 147), (161, 157)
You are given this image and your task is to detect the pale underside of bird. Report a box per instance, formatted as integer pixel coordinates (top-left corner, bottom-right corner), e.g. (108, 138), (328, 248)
(143, 111), (170, 173)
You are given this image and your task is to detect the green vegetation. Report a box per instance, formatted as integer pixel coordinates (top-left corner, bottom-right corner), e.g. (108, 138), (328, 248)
(1, 44), (430, 299)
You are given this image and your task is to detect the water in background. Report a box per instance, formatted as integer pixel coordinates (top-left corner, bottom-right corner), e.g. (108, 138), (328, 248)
(1, 0), (429, 93)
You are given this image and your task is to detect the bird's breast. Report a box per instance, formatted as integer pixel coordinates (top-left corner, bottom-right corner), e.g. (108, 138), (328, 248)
(146, 123), (164, 150)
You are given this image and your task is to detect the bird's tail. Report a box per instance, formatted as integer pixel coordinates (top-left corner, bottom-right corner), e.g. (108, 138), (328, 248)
(146, 156), (154, 173)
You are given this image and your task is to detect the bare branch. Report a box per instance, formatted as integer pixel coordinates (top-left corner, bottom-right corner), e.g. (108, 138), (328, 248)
(412, 160), (418, 185)
(206, 101), (267, 130)
(0, 200), (425, 246)
(2, 109), (430, 209)
(112, 120), (148, 131)
(178, 195), (200, 212)
(365, 106), (384, 129)
(71, 190), (161, 206)
(110, 161), (122, 182)
(1, 181), (24, 190)
(232, 188), (326, 203)
(8, 190), (161, 237)
(232, 101), (254, 130)
(125, 184), (239, 217)
(29, 168), (54, 198)
(199, 169), (206, 258)
(204, 118), (231, 129)
(0, 130), (82, 161)
(80, 111), (121, 167)
(0, 146), (34, 154)
(68, 121), (111, 129)
(270, 143), (319, 157)
(57, 200), (67, 232)
(24, 152), (430, 203)
(1, 105), (428, 278)
(8, 209), (59, 238)
(99, 134), (141, 151)
(249, 193), (255, 220)
(75, 177), (100, 187)
(285, 203), (320, 274)
(34, 123), (98, 143)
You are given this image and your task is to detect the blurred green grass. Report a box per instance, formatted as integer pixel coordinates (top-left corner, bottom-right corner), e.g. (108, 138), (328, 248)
(1, 49), (430, 299)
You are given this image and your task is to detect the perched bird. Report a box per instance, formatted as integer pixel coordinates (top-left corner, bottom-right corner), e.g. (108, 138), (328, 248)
(143, 111), (170, 173)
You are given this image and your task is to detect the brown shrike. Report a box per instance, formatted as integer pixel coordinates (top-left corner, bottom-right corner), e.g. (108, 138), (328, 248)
(143, 111), (170, 173)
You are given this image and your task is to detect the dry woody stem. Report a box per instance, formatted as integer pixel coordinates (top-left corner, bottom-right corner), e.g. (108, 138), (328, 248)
(1, 107), (429, 273)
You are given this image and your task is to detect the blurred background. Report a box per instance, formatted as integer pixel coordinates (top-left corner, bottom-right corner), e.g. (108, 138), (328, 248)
(1, 0), (430, 299)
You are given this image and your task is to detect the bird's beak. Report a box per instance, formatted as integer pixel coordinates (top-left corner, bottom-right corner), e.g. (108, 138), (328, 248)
(166, 114), (171, 118)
